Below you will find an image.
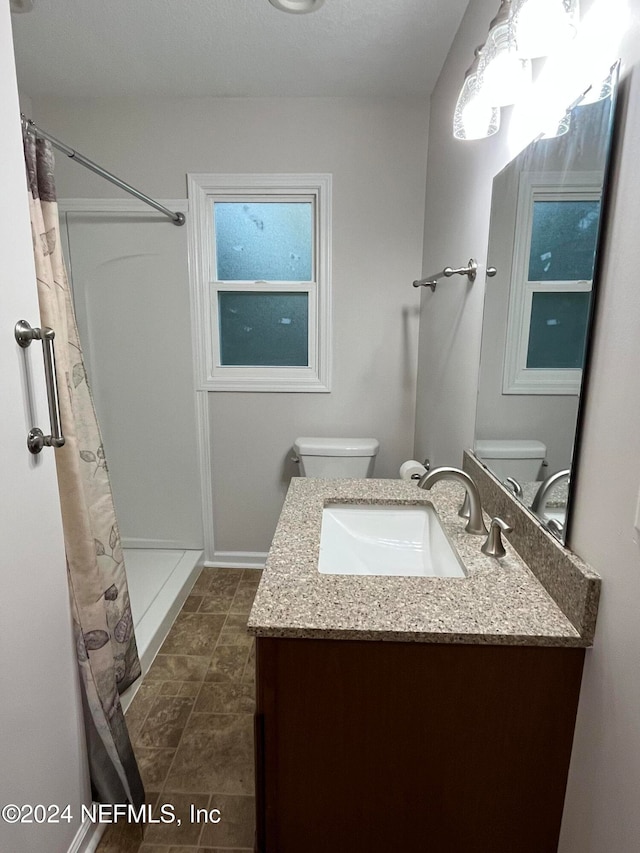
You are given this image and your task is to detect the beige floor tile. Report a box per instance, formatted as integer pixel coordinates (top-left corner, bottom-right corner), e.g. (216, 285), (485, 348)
(218, 613), (252, 648)
(133, 747), (176, 789)
(159, 681), (183, 696)
(125, 681), (162, 741)
(204, 646), (250, 683)
(199, 793), (255, 849)
(198, 587), (237, 614)
(225, 613), (250, 630)
(158, 680), (201, 698)
(181, 594), (203, 612)
(146, 654), (210, 683)
(194, 682), (255, 715)
(95, 818), (143, 852)
(160, 613), (226, 658)
(191, 568), (242, 596)
(241, 569), (262, 586)
(136, 696), (195, 749)
(165, 714), (254, 795)
(241, 642), (255, 684)
(229, 585), (257, 616)
(142, 792), (210, 847)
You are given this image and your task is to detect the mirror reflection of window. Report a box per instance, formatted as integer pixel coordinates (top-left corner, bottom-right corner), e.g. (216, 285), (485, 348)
(526, 197), (601, 371)
(528, 199), (600, 281)
(503, 171), (602, 395)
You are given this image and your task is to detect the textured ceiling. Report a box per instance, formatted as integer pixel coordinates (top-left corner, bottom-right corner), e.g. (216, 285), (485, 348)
(11, 0), (469, 99)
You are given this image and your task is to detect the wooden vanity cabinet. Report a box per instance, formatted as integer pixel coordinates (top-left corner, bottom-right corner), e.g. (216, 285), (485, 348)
(254, 636), (585, 853)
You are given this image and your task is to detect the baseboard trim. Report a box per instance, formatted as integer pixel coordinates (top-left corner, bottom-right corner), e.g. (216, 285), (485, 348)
(208, 551), (267, 570)
(67, 814), (105, 853)
(122, 538), (203, 550)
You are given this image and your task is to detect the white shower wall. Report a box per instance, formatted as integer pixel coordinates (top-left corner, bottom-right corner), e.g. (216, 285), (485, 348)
(61, 207), (203, 549)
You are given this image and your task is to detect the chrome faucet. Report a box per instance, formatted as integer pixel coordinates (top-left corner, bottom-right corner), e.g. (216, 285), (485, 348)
(530, 469), (570, 516)
(418, 466), (488, 535)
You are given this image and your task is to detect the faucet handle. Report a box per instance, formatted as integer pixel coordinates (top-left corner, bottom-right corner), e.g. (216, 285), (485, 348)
(544, 517), (564, 539)
(458, 491), (471, 520)
(481, 517), (513, 559)
(505, 476), (523, 498)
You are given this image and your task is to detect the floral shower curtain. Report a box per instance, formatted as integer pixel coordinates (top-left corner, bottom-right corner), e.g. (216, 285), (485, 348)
(23, 129), (144, 808)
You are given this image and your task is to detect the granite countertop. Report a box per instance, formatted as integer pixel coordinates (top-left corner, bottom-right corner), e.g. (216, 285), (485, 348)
(247, 477), (593, 647)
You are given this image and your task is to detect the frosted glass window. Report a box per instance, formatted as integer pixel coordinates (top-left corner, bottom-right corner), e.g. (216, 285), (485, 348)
(526, 292), (591, 369)
(528, 200), (600, 281)
(218, 292), (309, 366)
(214, 202), (313, 281)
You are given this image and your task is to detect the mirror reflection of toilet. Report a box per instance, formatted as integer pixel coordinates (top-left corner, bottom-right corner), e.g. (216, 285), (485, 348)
(473, 439), (546, 483)
(293, 437), (379, 479)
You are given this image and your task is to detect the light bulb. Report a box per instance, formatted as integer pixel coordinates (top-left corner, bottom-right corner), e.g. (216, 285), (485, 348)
(478, 2), (532, 107)
(453, 69), (500, 141)
(511, 0), (580, 59)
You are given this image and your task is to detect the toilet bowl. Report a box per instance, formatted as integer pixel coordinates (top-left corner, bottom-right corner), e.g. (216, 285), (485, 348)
(474, 439), (546, 482)
(293, 436), (380, 478)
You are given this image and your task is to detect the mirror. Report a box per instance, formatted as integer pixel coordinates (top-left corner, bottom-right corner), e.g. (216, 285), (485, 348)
(474, 63), (619, 543)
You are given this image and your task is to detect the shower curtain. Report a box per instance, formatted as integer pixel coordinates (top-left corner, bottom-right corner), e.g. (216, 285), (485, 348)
(23, 129), (144, 808)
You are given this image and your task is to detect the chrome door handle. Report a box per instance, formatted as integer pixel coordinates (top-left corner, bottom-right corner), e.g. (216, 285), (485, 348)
(15, 319), (66, 454)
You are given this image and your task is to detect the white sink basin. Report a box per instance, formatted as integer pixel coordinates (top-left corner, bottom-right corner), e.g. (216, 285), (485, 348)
(318, 503), (465, 578)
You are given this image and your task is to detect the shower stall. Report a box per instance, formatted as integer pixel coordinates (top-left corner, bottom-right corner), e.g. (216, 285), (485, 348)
(60, 202), (204, 683)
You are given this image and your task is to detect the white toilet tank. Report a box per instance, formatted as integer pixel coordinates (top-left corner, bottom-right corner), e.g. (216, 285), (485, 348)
(293, 437), (380, 478)
(474, 439), (547, 482)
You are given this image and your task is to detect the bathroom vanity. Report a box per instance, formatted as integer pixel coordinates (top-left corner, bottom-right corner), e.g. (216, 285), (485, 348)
(247, 475), (600, 853)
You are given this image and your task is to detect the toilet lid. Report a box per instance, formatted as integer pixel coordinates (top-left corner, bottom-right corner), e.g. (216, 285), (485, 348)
(293, 437), (380, 457)
(474, 439), (546, 459)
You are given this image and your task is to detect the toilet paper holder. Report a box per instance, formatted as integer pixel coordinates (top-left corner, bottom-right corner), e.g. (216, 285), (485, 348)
(410, 459), (431, 479)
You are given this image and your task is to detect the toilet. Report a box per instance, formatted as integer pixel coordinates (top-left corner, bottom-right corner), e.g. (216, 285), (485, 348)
(474, 439), (547, 482)
(293, 436), (380, 478)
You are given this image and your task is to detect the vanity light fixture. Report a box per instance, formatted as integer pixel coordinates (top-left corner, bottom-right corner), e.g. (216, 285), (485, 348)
(510, 0), (580, 60)
(478, 0), (532, 107)
(453, 48), (500, 141)
(268, 0), (325, 12)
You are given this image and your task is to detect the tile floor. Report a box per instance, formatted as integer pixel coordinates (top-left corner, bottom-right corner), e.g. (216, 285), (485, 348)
(97, 567), (260, 853)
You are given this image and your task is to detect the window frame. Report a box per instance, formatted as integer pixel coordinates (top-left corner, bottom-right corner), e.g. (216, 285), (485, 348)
(503, 170), (602, 395)
(188, 173), (332, 392)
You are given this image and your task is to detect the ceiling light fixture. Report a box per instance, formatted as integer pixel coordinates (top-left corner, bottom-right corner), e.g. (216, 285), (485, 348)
(268, 0), (325, 13)
(511, 0), (580, 60)
(478, 0), (532, 107)
(453, 48), (501, 141)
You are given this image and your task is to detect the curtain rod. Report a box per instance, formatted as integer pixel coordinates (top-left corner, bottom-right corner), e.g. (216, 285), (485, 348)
(21, 115), (185, 226)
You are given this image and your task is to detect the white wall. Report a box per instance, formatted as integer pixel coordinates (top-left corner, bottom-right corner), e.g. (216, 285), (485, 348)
(415, 1), (640, 849)
(30, 96), (429, 556)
